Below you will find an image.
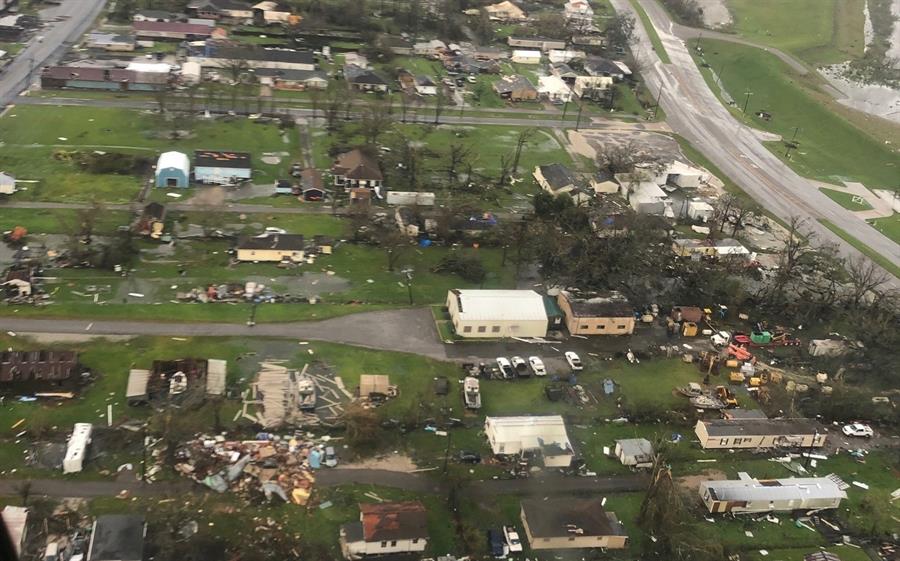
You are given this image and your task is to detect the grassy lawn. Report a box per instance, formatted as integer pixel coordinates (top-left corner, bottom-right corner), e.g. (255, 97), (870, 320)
(630, 0), (671, 64)
(819, 219), (900, 279)
(725, 0), (865, 66)
(819, 188), (874, 211)
(0, 106), (300, 202)
(868, 213), (900, 244)
(741, 547), (871, 561)
(0, 42), (24, 57)
(696, 39), (900, 189)
(0, 208), (132, 234)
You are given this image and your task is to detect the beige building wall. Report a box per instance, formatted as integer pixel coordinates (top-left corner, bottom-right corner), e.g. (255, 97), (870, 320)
(446, 292), (547, 338)
(557, 294), (635, 335)
(694, 421), (827, 450)
(236, 248), (305, 263)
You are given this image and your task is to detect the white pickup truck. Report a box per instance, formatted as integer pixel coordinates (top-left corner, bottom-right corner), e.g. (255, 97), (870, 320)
(710, 331), (731, 347)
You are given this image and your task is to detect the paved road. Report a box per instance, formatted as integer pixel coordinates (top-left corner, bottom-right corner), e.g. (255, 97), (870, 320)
(11, 95), (654, 130)
(612, 0), (900, 285)
(0, 472), (645, 498)
(0, 0), (107, 106)
(3, 308), (451, 360)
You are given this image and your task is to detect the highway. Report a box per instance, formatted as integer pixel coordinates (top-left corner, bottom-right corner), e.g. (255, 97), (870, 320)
(610, 0), (900, 283)
(0, 0), (108, 106)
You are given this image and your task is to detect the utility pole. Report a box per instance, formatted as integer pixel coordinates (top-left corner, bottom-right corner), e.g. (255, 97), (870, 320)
(716, 61), (727, 87)
(561, 99), (569, 121)
(741, 90), (753, 122)
(784, 126), (800, 159)
(574, 100), (584, 131)
(403, 269), (414, 305)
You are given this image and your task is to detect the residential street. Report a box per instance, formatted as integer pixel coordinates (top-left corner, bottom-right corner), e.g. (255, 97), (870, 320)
(0, 0), (107, 106)
(609, 0), (900, 286)
(0, 472), (645, 498)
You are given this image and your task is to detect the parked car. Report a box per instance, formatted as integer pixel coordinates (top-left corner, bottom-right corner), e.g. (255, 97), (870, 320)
(324, 446), (338, 467)
(487, 529), (508, 558)
(842, 423), (874, 438)
(511, 356), (529, 377)
(496, 357), (515, 379)
(457, 450), (482, 464)
(467, 75), (477, 83)
(565, 351), (583, 371)
(528, 356), (546, 376)
(503, 525), (523, 552)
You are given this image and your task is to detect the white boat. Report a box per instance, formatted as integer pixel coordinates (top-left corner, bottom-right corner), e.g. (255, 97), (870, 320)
(464, 376), (481, 409)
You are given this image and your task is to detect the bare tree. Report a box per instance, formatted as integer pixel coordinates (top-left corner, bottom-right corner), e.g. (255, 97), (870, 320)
(495, 152), (514, 188)
(845, 255), (888, 306)
(433, 87), (448, 124)
(779, 215), (807, 275)
(595, 139), (663, 175)
(444, 142), (473, 187)
(359, 99), (394, 145)
(511, 127), (537, 175)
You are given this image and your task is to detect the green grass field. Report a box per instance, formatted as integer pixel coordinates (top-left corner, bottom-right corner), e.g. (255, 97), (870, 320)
(819, 188), (874, 211)
(0, 106), (300, 202)
(696, 39), (900, 190)
(820, 219), (900, 279)
(630, 0), (672, 64)
(868, 213), (900, 244)
(725, 0), (865, 66)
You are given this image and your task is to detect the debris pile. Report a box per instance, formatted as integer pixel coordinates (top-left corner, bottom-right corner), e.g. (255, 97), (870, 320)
(175, 434), (332, 505)
(176, 282), (311, 303)
(240, 362), (352, 428)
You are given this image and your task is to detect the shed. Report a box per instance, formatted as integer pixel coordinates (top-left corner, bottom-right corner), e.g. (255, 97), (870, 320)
(614, 438), (653, 467)
(359, 374), (391, 397)
(126, 369), (150, 405)
(0, 171), (15, 194)
(687, 200), (714, 221)
(511, 49), (541, 64)
(194, 150), (251, 185)
(155, 151), (190, 188)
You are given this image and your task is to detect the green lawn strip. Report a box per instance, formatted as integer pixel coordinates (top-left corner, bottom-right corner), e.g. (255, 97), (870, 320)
(0, 208), (132, 234)
(725, 0), (865, 66)
(819, 188), (873, 211)
(694, 39), (899, 189)
(867, 213), (900, 245)
(741, 546), (871, 561)
(629, 0), (671, 64)
(819, 219), (900, 279)
(0, 106), (300, 201)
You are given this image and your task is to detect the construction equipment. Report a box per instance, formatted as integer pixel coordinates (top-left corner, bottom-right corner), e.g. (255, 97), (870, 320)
(729, 371), (745, 384)
(726, 344), (753, 361)
(716, 385), (738, 408)
(3, 226), (27, 243)
(682, 322), (699, 337)
(733, 331), (801, 348)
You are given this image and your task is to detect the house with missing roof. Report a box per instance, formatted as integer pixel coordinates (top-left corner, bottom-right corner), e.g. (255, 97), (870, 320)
(493, 74), (538, 101)
(533, 163), (590, 203)
(694, 418), (827, 450)
(236, 234), (305, 263)
(484, 415), (574, 467)
(520, 498), (628, 550)
(188, 46), (316, 71)
(557, 290), (635, 336)
(344, 63), (389, 92)
(446, 289), (548, 338)
(700, 473), (847, 514)
(193, 150), (251, 184)
(340, 501), (428, 559)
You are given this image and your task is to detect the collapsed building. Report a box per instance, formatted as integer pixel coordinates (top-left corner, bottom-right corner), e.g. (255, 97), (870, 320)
(126, 358), (226, 405)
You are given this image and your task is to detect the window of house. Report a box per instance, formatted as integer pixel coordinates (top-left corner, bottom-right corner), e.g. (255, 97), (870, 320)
(390, 541), (397, 547)
(477, 326), (486, 333)
(380, 541), (387, 548)
(580, 325), (590, 330)
(492, 326), (500, 333)
(598, 324), (606, 330)
(720, 438), (730, 446)
(568, 537), (576, 541)
(412, 539), (419, 544)
(617, 324), (626, 329)
(463, 326), (472, 333)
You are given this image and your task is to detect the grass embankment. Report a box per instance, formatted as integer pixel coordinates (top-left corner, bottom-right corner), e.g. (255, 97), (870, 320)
(629, 0), (671, 64)
(867, 213), (900, 245)
(819, 219), (900, 279)
(725, 0), (865, 66)
(695, 39), (900, 190)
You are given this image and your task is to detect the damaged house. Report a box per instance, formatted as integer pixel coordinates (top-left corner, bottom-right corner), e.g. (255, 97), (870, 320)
(520, 498), (628, 550)
(484, 415), (574, 467)
(340, 502), (429, 559)
(236, 233), (305, 263)
(695, 418), (827, 450)
(126, 358), (225, 405)
(700, 474), (847, 514)
(1, 350), (81, 393)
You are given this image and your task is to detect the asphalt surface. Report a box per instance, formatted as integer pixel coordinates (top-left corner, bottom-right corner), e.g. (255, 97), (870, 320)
(0, 0), (107, 106)
(0, 472), (645, 498)
(610, 0), (900, 286)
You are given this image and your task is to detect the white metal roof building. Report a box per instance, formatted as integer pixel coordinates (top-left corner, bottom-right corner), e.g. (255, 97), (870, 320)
(446, 289), (548, 338)
(700, 474), (847, 514)
(155, 151), (191, 188)
(484, 415), (574, 467)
